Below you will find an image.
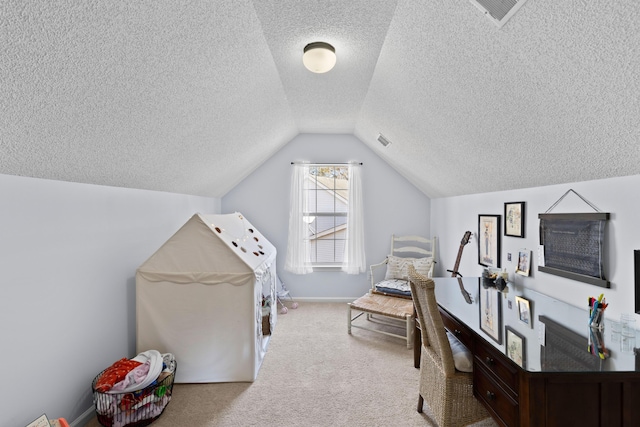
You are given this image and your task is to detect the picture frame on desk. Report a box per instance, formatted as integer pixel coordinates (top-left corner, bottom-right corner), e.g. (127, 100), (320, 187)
(504, 201), (525, 237)
(479, 287), (502, 344)
(506, 326), (526, 368)
(478, 214), (501, 268)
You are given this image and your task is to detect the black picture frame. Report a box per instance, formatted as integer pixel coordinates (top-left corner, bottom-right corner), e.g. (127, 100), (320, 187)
(479, 287), (502, 344)
(504, 201), (525, 238)
(505, 326), (526, 368)
(538, 212), (610, 288)
(635, 250), (640, 314)
(478, 214), (501, 268)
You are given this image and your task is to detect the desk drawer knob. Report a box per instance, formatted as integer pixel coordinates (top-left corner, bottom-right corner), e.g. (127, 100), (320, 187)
(454, 329), (462, 336)
(486, 390), (496, 401)
(485, 356), (494, 365)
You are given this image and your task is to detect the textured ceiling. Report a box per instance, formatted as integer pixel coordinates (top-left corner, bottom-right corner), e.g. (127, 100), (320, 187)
(1, 1), (639, 198)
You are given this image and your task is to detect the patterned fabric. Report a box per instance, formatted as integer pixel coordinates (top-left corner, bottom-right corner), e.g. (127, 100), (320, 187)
(413, 257), (434, 276)
(384, 256), (433, 280)
(95, 358), (143, 392)
(375, 278), (411, 294)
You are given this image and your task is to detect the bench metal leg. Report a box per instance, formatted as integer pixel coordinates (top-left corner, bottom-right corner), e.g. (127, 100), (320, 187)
(406, 314), (413, 348)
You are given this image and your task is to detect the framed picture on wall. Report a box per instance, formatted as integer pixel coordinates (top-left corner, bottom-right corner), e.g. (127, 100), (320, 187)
(539, 212), (610, 288)
(478, 214), (501, 268)
(516, 250), (532, 276)
(504, 201), (525, 238)
(505, 326), (526, 368)
(515, 296), (532, 328)
(479, 287), (502, 344)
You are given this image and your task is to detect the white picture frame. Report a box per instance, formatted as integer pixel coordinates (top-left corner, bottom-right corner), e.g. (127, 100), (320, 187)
(516, 296), (533, 328)
(516, 250), (531, 276)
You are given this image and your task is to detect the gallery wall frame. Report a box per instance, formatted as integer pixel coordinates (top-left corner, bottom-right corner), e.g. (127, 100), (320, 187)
(538, 212), (610, 288)
(505, 326), (526, 368)
(516, 250), (532, 276)
(635, 250), (640, 314)
(504, 201), (525, 238)
(479, 287), (502, 344)
(538, 189), (609, 288)
(478, 214), (501, 269)
(515, 296), (533, 328)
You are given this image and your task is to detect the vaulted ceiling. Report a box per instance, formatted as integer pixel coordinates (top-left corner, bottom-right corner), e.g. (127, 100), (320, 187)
(2, 1), (639, 198)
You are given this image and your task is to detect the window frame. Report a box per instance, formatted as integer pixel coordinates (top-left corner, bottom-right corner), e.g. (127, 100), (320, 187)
(304, 164), (350, 269)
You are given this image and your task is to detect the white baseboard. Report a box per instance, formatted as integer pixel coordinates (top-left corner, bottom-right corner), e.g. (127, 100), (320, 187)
(70, 406), (94, 427)
(284, 297), (356, 303)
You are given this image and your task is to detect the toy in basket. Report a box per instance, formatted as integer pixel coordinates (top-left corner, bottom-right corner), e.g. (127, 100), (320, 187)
(92, 351), (176, 427)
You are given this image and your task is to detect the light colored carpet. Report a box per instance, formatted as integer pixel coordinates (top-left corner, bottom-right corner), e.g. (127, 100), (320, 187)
(85, 302), (499, 427)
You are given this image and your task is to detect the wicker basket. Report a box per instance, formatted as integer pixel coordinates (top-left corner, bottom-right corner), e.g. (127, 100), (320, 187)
(92, 356), (176, 427)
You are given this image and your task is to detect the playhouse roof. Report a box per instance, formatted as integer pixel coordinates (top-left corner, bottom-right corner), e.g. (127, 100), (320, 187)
(137, 212), (276, 285)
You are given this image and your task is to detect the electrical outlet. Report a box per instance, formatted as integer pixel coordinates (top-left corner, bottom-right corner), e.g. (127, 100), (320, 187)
(508, 300), (512, 309)
(507, 253), (512, 262)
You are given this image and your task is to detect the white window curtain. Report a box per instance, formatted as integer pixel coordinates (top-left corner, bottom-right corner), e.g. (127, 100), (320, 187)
(342, 164), (366, 274)
(284, 164), (313, 274)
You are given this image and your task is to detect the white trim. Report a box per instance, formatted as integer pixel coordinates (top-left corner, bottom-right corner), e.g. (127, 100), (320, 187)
(290, 296), (360, 303)
(70, 406), (95, 427)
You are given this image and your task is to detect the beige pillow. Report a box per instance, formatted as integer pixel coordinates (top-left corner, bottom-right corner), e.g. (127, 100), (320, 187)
(413, 257), (434, 277)
(384, 256), (433, 280)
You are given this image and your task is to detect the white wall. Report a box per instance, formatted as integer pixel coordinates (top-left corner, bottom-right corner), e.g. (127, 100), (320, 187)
(8, 139), (637, 425)
(0, 174), (218, 427)
(431, 174), (640, 322)
(222, 134), (432, 300)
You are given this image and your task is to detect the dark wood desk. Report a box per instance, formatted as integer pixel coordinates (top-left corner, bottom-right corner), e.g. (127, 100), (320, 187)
(426, 277), (640, 427)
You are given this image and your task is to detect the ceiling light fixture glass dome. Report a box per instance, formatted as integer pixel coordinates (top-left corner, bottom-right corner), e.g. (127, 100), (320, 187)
(303, 42), (336, 73)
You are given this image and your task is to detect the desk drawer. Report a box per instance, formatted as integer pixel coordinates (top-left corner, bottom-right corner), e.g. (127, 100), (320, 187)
(474, 363), (519, 427)
(474, 339), (519, 394)
(439, 308), (473, 350)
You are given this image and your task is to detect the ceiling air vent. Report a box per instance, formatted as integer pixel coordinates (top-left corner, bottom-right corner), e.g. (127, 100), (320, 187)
(470, 0), (529, 28)
(377, 134), (392, 147)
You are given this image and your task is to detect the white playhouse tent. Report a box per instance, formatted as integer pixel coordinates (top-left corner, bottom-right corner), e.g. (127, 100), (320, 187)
(136, 212), (277, 383)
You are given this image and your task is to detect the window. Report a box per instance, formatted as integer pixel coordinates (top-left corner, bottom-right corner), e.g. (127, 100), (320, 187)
(305, 165), (349, 265)
(285, 163), (365, 274)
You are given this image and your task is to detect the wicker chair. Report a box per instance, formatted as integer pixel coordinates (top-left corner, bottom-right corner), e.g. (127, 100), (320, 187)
(408, 265), (489, 426)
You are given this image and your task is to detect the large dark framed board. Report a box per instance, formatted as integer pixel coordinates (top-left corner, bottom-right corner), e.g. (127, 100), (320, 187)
(635, 250), (640, 314)
(538, 212), (610, 288)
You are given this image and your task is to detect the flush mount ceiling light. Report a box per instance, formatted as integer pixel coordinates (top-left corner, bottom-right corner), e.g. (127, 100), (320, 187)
(303, 42), (336, 73)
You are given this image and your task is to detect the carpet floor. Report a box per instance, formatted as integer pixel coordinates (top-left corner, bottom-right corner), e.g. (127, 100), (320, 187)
(85, 302), (499, 427)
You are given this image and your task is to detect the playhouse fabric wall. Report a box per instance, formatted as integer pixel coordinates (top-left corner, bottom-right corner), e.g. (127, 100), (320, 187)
(135, 212), (277, 383)
(137, 274), (261, 382)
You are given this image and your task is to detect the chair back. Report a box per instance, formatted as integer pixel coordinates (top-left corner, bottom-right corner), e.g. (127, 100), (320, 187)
(408, 265), (456, 376)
